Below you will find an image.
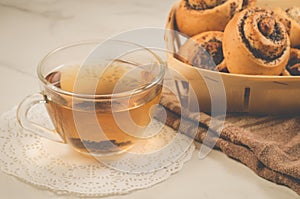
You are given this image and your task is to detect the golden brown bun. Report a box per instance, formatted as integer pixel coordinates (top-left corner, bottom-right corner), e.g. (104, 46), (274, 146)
(223, 7), (290, 75)
(286, 7), (300, 23)
(273, 7), (300, 48)
(176, 31), (226, 71)
(287, 48), (300, 75)
(175, 0), (244, 37)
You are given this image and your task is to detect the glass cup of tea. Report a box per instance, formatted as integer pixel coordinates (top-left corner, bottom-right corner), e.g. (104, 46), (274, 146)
(17, 40), (165, 157)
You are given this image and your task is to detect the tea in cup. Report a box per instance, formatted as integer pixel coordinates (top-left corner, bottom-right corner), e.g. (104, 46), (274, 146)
(17, 40), (165, 157)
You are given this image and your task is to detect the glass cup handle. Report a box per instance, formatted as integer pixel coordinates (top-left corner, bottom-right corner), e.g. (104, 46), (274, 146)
(17, 93), (65, 143)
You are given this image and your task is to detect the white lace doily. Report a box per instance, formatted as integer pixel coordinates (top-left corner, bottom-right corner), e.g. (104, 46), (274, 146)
(0, 105), (195, 197)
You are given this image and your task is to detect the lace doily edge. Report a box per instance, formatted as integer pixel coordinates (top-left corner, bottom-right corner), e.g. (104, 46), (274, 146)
(0, 106), (196, 197)
(0, 144), (195, 197)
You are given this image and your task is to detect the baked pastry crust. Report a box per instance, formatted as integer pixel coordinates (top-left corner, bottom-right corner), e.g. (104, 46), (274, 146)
(175, 0), (243, 37)
(287, 48), (300, 75)
(274, 7), (300, 47)
(176, 31), (226, 71)
(223, 7), (291, 75)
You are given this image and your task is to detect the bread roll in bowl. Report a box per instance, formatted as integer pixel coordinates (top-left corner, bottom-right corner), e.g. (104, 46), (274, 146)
(223, 7), (291, 75)
(175, 0), (245, 37)
(287, 48), (300, 75)
(274, 7), (300, 48)
(176, 31), (226, 71)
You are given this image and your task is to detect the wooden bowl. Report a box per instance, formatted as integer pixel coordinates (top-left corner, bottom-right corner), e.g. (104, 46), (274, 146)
(164, 2), (300, 114)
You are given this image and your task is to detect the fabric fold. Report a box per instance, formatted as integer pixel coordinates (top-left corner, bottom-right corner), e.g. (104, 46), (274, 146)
(160, 88), (300, 195)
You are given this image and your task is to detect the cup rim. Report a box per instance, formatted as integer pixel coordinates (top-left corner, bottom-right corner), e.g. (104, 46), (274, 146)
(37, 40), (165, 99)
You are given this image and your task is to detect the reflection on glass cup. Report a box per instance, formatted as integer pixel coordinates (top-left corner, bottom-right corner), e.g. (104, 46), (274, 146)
(17, 40), (165, 157)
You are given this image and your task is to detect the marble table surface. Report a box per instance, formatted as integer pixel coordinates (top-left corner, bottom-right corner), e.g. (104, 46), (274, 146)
(0, 0), (299, 198)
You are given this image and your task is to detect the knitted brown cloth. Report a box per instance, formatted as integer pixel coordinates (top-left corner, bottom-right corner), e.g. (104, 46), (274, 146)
(160, 88), (300, 195)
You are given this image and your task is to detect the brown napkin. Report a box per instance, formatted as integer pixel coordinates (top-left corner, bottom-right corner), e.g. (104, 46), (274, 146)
(160, 88), (300, 195)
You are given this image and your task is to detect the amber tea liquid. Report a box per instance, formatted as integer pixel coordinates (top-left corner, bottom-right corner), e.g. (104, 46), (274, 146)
(45, 64), (163, 156)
